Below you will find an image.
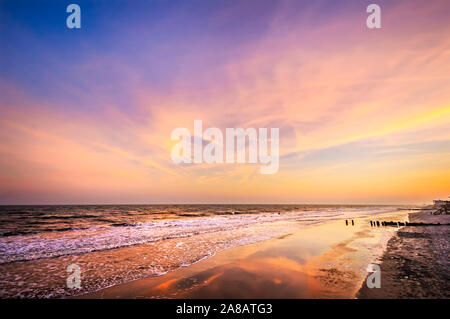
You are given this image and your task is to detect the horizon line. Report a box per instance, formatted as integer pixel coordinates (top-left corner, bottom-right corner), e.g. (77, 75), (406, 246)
(0, 202), (427, 206)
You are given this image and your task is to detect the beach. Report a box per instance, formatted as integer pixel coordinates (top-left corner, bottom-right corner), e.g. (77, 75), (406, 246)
(1, 0), (449, 304)
(80, 208), (411, 299)
(2, 205), (447, 299)
(0, 205), (410, 298)
(358, 207), (450, 298)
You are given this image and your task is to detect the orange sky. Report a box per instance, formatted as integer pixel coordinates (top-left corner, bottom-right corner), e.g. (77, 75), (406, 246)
(0, 0), (449, 204)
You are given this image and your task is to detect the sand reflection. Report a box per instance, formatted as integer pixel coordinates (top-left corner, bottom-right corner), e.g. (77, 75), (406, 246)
(84, 211), (409, 299)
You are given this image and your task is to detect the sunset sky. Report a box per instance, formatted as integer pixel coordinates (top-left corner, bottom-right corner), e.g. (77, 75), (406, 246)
(0, 0), (449, 204)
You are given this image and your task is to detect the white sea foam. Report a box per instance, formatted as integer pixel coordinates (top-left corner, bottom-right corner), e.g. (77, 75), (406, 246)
(0, 207), (397, 264)
(0, 205), (403, 298)
(0, 211), (322, 263)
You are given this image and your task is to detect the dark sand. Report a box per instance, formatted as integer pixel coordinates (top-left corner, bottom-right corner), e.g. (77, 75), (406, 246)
(358, 208), (450, 298)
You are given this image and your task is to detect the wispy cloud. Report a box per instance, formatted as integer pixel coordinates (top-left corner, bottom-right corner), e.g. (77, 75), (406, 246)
(0, 0), (449, 204)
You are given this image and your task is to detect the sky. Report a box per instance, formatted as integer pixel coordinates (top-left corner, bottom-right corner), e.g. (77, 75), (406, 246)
(0, 0), (449, 205)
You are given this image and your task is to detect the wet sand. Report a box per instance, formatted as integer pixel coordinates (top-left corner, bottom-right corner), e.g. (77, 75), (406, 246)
(358, 208), (450, 299)
(81, 211), (409, 299)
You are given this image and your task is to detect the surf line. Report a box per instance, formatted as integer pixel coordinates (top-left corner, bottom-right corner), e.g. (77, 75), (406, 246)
(171, 120), (279, 174)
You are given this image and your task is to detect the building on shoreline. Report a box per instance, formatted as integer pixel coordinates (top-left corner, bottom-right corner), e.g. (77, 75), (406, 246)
(433, 198), (450, 205)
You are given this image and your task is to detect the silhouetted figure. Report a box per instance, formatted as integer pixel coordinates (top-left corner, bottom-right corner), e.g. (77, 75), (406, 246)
(370, 221), (373, 227)
(345, 220), (348, 226)
(376, 221), (380, 227)
(351, 220), (354, 226)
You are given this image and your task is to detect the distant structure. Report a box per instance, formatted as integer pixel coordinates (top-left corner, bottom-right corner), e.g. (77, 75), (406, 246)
(432, 197), (450, 215)
(433, 198), (450, 205)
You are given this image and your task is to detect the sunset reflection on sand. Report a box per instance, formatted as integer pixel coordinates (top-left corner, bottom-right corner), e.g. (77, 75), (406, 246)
(84, 211), (408, 298)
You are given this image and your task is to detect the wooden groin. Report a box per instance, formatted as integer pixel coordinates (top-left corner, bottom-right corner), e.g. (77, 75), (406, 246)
(369, 220), (450, 227)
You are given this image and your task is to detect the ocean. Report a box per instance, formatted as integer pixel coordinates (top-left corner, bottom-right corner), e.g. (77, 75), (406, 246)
(0, 204), (409, 298)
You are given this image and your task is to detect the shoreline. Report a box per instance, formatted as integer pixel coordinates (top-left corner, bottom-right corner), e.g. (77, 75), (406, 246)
(357, 207), (450, 298)
(80, 210), (409, 299)
(0, 206), (404, 298)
